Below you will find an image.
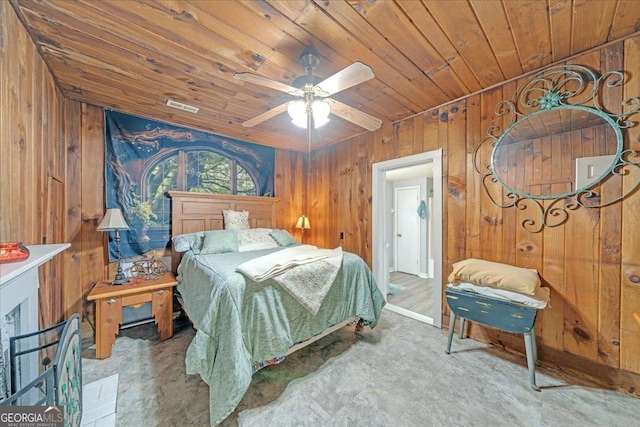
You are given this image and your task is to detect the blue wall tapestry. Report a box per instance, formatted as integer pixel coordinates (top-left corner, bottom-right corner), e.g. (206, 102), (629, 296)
(104, 110), (275, 261)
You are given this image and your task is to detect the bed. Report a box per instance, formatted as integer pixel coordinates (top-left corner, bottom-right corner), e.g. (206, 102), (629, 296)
(168, 192), (386, 425)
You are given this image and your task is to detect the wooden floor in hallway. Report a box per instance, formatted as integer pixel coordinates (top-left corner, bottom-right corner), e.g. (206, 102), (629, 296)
(388, 271), (433, 316)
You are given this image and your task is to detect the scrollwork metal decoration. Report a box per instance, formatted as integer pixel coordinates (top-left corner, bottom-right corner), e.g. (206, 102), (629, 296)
(473, 64), (640, 233)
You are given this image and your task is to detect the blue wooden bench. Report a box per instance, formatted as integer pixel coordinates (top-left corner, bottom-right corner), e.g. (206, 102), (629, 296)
(445, 287), (541, 390)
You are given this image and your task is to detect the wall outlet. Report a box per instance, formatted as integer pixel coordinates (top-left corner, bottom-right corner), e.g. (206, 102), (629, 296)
(339, 232), (344, 239)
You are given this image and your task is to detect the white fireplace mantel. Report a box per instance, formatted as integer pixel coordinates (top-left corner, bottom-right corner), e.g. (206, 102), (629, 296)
(0, 244), (71, 286)
(0, 243), (71, 327)
(1, 244), (70, 395)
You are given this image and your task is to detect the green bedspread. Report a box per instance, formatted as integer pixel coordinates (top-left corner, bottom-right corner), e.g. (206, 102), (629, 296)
(176, 247), (385, 425)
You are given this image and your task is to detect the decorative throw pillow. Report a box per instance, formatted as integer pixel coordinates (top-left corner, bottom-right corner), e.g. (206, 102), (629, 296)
(172, 232), (204, 254)
(237, 228), (278, 252)
(270, 229), (298, 247)
(447, 258), (540, 296)
(223, 209), (250, 230)
(200, 230), (239, 254)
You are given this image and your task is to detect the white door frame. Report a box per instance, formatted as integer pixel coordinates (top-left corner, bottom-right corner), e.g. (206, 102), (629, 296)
(372, 149), (443, 327)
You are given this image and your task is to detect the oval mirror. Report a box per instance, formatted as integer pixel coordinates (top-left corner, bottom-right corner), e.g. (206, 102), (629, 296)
(491, 106), (622, 199)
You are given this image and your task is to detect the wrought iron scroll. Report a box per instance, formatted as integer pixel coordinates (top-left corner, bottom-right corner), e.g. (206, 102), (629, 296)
(473, 64), (640, 233)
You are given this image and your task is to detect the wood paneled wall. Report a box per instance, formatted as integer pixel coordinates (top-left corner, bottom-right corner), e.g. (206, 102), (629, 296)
(307, 37), (640, 393)
(0, 3), (75, 329)
(4, 2), (639, 394)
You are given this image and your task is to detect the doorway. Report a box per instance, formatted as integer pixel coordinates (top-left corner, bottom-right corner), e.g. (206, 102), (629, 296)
(372, 149), (443, 327)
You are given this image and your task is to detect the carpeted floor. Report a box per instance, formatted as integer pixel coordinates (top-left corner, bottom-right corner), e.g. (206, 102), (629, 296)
(81, 310), (640, 426)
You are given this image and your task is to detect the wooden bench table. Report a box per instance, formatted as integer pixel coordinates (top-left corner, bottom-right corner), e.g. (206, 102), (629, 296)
(445, 287), (541, 390)
(87, 272), (178, 359)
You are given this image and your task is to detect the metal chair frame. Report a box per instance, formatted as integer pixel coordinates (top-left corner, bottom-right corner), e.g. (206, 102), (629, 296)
(0, 314), (82, 425)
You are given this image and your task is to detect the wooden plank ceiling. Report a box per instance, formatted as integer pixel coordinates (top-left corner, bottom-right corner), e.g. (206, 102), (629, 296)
(11, 0), (640, 152)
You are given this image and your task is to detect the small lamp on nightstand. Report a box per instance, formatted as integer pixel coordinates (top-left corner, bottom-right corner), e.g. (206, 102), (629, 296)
(97, 208), (130, 285)
(296, 215), (311, 243)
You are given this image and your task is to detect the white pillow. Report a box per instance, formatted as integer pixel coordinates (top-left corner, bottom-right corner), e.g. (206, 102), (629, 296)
(237, 228), (278, 251)
(223, 209), (249, 230)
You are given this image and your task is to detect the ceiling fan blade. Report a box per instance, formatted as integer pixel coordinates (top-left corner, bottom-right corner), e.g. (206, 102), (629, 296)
(314, 62), (375, 97)
(241, 102), (289, 127)
(234, 73), (304, 97)
(330, 99), (382, 131)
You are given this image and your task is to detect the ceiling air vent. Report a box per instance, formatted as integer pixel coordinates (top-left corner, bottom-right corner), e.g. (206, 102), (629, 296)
(165, 99), (199, 114)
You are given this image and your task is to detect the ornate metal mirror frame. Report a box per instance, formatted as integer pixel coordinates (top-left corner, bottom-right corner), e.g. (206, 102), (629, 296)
(473, 64), (640, 232)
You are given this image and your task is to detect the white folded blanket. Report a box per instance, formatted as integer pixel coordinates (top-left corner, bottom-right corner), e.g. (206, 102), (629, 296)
(237, 245), (342, 282)
(447, 282), (550, 309)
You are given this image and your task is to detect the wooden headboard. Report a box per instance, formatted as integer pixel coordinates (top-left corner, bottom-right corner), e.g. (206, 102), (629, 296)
(168, 191), (281, 268)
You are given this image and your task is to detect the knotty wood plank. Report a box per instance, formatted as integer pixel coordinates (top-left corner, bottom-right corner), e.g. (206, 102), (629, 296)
(503, 0), (552, 72)
(571, 0), (618, 55)
(499, 80), (518, 266)
(311, 147), (329, 248)
(437, 104), (450, 317)
(561, 44), (601, 364)
(444, 100), (467, 271)
(562, 159), (600, 362)
(80, 105), (107, 289)
(0, 1), (9, 240)
(395, 119), (414, 159)
(274, 150), (303, 234)
(367, 0), (473, 99)
(11, 9), (30, 243)
(477, 87), (504, 261)
(352, 136), (365, 257)
(596, 42), (623, 368)
(400, 2), (482, 94)
(548, 0), (573, 62)
(620, 35), (640, 374)
(371, 123), (396, 165)
(357, 132), (373, 265)
(63, 98), (84, 319)
(609, 0), (640, 40)
(539, 180), (567, 351)
(424, 0), (504, 88)
(465, 94), (481, 259)
(469, 0), (524, 79)
(419, 109), (435, 153)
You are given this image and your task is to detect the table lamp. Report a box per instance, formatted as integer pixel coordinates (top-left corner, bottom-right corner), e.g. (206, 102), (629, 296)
(97, 208), (130, 285)
(296, 215), (311, 243)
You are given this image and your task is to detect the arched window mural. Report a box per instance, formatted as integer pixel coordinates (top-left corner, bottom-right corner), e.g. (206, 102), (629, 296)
(140, 146), (259, 227)
(104, 110), (274, 260)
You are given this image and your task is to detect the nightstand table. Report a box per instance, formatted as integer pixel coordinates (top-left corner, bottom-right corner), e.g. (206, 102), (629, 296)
(87, 272), (178, 359)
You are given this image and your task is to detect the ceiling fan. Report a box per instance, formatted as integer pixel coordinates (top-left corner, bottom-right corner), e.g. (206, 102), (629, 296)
(234, 46), (382, 134)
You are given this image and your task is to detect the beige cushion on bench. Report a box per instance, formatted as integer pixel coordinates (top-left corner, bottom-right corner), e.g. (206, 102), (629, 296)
(447, 258), (540, 296)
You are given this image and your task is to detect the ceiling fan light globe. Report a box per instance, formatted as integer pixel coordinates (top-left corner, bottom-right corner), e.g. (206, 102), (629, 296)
(291, 116), (308, 129)
(287, 100), (307, 128)
(312, 99), (330, 118)
(287, 99), (331, 129)
(313, 114), (330, 128)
